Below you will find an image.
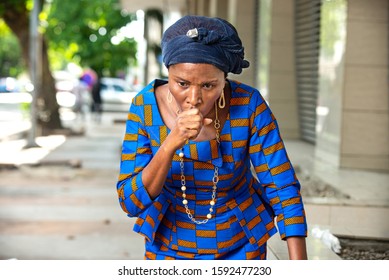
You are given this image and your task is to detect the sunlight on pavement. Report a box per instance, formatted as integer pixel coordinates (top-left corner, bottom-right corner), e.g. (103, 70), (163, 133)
(0, 135), (66, 165)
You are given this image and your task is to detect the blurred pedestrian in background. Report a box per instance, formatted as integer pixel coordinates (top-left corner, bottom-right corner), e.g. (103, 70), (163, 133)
(91, 76), (103, 123)
(72, 77), (89, 122)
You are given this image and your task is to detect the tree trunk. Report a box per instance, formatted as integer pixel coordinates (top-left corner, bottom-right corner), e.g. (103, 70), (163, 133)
(2, 1), (63, 133)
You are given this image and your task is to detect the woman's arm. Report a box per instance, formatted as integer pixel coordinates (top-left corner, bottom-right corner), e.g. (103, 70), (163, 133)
(142, 108), (212, 198)
(141, 134), (178, 199)
(286, 236), (308, 260)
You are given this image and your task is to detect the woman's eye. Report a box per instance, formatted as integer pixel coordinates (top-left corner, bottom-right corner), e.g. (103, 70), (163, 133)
(203, 84), (213, 89)
(178, 81), (188, 87)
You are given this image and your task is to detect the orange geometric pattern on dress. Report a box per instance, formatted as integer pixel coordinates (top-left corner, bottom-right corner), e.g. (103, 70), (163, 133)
(124, 133), (137, 141)
(145, 215), (156, 228)
(153, 201), (163, 212)
(270, 196), (281, 205)
(231, 119), (249, 127)
(216, 221), (231, 230)
(160, 126), (168, 142)
(232, 140), (247, 148)
(284, 216), (305, 226)
(265, 221), (275, 231)
(155, 232), (170, 245)
(127, 112), (141, 123)
(254, 163), (268, 174)
(255, 102), (267, 116)
(137, 147), (152, 155)
(195, 180), (214, 187)
(230, 96), (250, 105)
(271, 162), (291, 176)
(118, 173), (131, 181)
(216, 205), (228, 214)
(138, 127), (148, 137)
(134, 167), (143, 174)
(222, 154), (234, 163)
(119, 201), (129, 214)
(210, 141), (218, 158)
(231, 231), (247, 244)
(117, 186), (124, 200)
(247, 215), (262, 230)
(217, 239), (234, 249)
(198, 248), (219, 254)
(144, 105), (152, 126)
(282, 197), (301, 208)
(130, 177), (137, 191)
(176, 251), (195, 259)
(196, 230), (217, 238)
(246, 250), (261, 260)
(133, 94), (143, 106)
(258, 121), (277, 136)
(263, 141), (284, 156)
(176, 220), (196, 230)
(257, 232), (270, 246)
(249, 143), (262, 153)
(189, 144), (199, 159)
(135, 217), (144, 227)
(130, 193), (144, 209)
(121, 153), (135, 161)
(220, 133), (232, 141)
(178, 239), (196, 248)
(162, 217), (173, 229)
(194, 162), (213, 170)
(151, 140), (159, 147)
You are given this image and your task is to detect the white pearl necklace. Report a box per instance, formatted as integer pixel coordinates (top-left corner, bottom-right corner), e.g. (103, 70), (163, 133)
(178, 102), (220, 224)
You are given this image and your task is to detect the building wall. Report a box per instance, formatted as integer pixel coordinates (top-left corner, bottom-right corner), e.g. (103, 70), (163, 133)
(340, 0), (389, 171)
(315, 0), (347, 167)
(265, 0), (300, 139)
(227, 0), (257, 87)
(315, 0), (389, 171)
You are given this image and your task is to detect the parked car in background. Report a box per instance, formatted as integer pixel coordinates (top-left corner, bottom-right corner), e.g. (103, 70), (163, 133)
(0, 77), (23, 93)
(100, 77), (138, 112)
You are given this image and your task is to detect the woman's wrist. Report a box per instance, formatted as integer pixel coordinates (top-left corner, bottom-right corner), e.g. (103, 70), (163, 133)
(286, 236), (308, 260)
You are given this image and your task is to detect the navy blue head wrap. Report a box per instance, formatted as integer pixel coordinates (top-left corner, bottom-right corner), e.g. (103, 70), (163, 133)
(161, 15), (250, 74)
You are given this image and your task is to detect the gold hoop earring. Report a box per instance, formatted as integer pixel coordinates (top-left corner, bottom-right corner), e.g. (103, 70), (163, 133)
(167, 89), (173, 103)
(218, 90), (225, 109)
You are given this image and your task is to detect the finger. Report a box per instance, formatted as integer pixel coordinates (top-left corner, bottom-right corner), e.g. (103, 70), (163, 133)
(179, 108), (201, 117)
(203, 118), (213, 126)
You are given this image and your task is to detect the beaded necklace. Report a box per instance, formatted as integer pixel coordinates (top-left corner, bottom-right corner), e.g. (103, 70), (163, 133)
(178, 102), (220, 224)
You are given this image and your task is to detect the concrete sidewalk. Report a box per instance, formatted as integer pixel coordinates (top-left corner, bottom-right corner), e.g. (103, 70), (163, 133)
(1, 112), (387, 260)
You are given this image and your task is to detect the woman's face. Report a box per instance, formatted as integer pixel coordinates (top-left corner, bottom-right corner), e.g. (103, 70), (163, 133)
(168, 63), (226, 117)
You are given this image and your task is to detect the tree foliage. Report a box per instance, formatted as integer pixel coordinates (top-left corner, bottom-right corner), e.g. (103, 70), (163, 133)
(0, 19), (24, 77)
(0, 0), (63, 133)
(0, 0), (138, 133)
(44, 0), (137, 77)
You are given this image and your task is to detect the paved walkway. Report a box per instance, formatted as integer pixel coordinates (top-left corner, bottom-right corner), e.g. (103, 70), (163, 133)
(0, 112), (387, 260)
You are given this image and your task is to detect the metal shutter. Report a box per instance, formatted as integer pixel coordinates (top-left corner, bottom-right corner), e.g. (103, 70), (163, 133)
(294, 0), (321, 143)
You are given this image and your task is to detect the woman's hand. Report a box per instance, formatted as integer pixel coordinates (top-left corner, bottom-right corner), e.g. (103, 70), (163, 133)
(141, 108), (212, 199)
(169, 108), (212, 149)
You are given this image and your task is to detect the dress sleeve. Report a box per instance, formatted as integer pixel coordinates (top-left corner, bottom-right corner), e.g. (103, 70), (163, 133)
(248, 91), (308, 239)
(116, 101), (155, 217)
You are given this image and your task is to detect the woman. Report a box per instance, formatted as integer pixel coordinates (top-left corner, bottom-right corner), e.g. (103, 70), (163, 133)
(117, 15), (307, 260)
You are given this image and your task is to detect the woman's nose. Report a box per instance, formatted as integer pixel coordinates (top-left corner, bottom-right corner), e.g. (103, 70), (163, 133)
(188, 88), (202, 107)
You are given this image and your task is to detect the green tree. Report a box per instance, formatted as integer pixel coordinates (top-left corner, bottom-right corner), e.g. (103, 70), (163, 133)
(0, 0), (137, 134)
(45, 0), (137, 78)
(0, 19), (24, 77)
(0, 0), (62, 133)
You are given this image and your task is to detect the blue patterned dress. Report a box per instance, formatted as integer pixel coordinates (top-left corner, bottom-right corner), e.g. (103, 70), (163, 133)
(117, 79), (307, 259)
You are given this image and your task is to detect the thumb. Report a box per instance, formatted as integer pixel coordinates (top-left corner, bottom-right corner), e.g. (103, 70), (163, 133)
(203, 118), (213, 126)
